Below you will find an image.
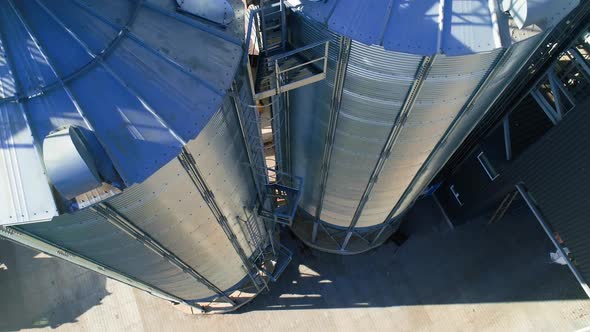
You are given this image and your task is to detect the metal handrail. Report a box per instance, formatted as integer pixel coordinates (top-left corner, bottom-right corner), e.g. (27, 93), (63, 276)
(277, 56), (325, 75)
(267, 39), (329, 62)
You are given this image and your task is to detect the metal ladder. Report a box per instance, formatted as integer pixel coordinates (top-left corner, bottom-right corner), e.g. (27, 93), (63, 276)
(259, 0), (287, 54)
(245, 1), (330, 101)
(243, 208), (267, 261)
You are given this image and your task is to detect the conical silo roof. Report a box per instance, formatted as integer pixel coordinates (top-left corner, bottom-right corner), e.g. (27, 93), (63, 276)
(0, 0), (243, 225)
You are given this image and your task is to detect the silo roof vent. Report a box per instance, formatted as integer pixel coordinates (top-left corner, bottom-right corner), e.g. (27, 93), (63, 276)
(43, 126), (103, 201)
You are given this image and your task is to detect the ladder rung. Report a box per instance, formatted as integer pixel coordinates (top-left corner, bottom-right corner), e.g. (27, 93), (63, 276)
(264, 24), (282, 30)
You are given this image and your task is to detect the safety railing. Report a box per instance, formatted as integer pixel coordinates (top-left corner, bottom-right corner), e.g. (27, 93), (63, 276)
(244, 6), (330, 101)
(255, 167), (303, 226)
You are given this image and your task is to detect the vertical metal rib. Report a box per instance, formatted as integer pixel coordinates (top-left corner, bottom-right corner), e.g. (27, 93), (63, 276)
(341, 55), (434, 250)
(0, 225), (195, 309)
(178, 148), (264, 290)
(385, 49), (509, 224)
(231, 81), (265, 202)
(515, 184), (590, 298)
(91, 203), (236, 305)
(313, 36), (351, 238)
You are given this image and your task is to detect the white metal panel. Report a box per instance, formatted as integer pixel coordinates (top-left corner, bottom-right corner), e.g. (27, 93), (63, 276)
(0, 101), (57, 225)
(0, 34), (56, 225)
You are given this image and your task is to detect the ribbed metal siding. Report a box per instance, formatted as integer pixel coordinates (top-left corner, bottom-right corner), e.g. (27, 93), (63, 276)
(188, 94), (263, 259)
(289, 14), (511, 229)
(362, 51), (502, 225)
(106, 157), (247, 295)
(392, 35), (542, 218)
(289, 14), (341, 219)
(17, 209), (210, 300)
(18, 94), (263, 301)
(321, 43), (421, 227)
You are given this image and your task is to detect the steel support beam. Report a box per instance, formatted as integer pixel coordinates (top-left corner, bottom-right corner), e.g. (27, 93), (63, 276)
(342, 56), (435, 251)
(569, 47), (590, 80)
(548, 68), (576, 108)
(371, 222), (392, 245)
(547, 70), (565, 118)
(531, 88), (560, 125)
(313, 36), (352, 241)
(515, 184), (590, 298)
(503, 115), (512, 161)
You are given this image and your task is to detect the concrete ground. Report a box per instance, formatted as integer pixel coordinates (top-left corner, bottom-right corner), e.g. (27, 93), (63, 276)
(1, 197), (589, 332)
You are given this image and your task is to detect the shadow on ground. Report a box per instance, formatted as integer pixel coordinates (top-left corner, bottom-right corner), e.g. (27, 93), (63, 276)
(240, 197), (588, 312)
(0, 196), (587, 330)
(0, 240), (108, 331)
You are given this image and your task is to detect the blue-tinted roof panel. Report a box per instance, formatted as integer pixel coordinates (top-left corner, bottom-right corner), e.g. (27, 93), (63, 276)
(0, 0), (243, 225)
(289, 0), (508, 56)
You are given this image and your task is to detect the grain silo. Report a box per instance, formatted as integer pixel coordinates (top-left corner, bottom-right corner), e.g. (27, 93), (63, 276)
(0, 0), (287, 313)
(277, 0), (580, 253)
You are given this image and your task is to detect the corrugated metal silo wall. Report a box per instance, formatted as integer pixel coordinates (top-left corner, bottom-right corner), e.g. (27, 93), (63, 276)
(321, 44), (421, 227)
(187, 91), (264, 260)
(288, 12), (527, 228)
(365, 51), (503, 224)
(17, 207), (215, 300)
(16, 95), (261, 301)
(288, 14), (341, 219)
(392, 34), (544, 219)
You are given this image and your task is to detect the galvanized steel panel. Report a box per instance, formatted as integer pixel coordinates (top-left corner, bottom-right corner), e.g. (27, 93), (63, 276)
(188, 96), (264, 259)
(392, 38), (538, 218)
(441, 0), (500, 55)
(0, 0), (257, 302)
(130, 5), (242, 95)
(359, 52), (500, 226)
(0, 100), (57, 225)
(0, 4), (57, 226)
(287, 13), (522, 232)
(107, 157), (247, 294)
(318, 41), (421, 227)
(17, 208), (212, 300)
(289, 14), (341, 219)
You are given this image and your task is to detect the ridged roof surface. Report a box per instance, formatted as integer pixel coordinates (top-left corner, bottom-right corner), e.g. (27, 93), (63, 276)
(285, 0), (578, 56)
(0, 0), (242, 225)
